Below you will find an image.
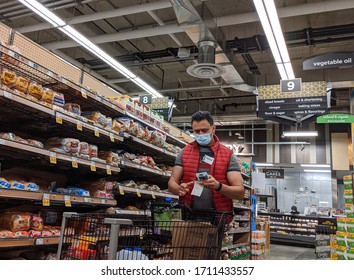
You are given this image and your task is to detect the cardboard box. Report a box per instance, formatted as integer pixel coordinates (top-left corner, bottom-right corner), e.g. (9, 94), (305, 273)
(143, 105), (152, 123)
(171, 220), (218, 260)
(119, 95), (134, 114)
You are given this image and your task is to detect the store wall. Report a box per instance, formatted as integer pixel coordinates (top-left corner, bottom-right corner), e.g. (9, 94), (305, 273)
(265, 171), (332, 214)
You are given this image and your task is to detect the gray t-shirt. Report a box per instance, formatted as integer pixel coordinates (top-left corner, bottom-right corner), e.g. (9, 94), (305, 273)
(175, 145), (240, 210)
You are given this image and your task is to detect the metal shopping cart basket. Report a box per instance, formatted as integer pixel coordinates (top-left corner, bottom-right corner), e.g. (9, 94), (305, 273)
(57, 203), (233, 260)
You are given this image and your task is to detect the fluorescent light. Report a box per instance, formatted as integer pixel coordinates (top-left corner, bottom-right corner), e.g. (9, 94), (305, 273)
(20, 1), (163, 99)
(243, 141), (309, 145)
(304, 169), (331, 173)
(283, 131), (318, 137)
(18, 0), (65, 27)
(254, 163), (274, 167)
(301, 164), (331, 168)
(253, 0), (295, 80)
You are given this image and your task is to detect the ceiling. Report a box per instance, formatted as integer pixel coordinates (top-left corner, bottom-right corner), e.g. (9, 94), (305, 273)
(1, 0), (354, 129)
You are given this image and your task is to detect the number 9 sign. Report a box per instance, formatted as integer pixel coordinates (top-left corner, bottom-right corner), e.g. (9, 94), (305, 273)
(281, 78), (302, 93)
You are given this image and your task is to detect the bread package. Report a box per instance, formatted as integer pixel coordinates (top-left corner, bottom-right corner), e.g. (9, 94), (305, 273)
(1, 69), (17, 88)
(79, 142), (90, 158)
(99, 151), (120, 166)
(10, 180), (25, 190)
(0, 177), (11, 189)
(27, 139), (44, 148)
(82, 111), (112, 128)
(45, 138), (80, 155)
(41, 88), (54, 104)
(63, 103), (81, 115)
(27, 81), (43, 100)
(89, 145), (98, 158)
(0, 212), (31, 232)
(53, 92), (65, 107)
(24, 182), (40, 192)
(0, 132), (16, 140)
(0, 230), (16, 238)
(31, 214), (43, 231)
(14, 76), (29, 93)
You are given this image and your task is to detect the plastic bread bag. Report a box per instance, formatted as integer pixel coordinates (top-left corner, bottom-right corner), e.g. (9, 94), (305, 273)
(115, 117), (134, 132)
(10, 180), (25, 190)
(26, 139), (44, 148)
(116, 149), (137, 161)
(79, 142), (90, 157)
(0, 212), (32, 232)
(24, 182), (40, 192)
(112, 119), (125, 133)
(27, 81), (43, 100)
(149, 130), (166, 147)
(0, 230), (16, 238)
(0, 177), (11, 189)
(13, 135), (28, 144)
(119, 180), (138, 188)
(130, 121), (145, 138)
(14, 76), (29, 93)
(41, 87), (54, 104)
(89, 144), (98, 158)
(63, 103), (81, 116)
(46, 138), (80, 154)
(53, 92), (65, 107)
(1, 68), (17, 89)
(98, 151), (120, 166)
(31, 214), (43, 231)
(0, 132), (16, 140)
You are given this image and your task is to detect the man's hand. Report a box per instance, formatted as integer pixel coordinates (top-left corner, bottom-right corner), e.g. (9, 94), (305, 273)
(179, 181), (194, 197)
(200, 175), (219, 190)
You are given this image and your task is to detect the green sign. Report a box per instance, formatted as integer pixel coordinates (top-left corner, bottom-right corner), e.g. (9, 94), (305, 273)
(317, 114), (354, 123)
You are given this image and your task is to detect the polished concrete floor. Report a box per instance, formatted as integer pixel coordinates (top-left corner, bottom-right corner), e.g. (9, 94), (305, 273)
(265, 244), (316, 260)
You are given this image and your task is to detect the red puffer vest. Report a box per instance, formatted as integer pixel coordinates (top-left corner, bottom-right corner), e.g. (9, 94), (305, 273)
(180, 135), (233, 212)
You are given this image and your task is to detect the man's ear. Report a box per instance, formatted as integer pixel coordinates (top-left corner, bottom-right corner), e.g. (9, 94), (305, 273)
(212, 124), (216, 133)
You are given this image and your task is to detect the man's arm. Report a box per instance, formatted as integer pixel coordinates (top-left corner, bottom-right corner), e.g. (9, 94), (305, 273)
(168, 166), (194, 197)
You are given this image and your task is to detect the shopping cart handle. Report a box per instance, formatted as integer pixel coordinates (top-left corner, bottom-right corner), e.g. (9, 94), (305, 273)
(104, 218), (133, 225)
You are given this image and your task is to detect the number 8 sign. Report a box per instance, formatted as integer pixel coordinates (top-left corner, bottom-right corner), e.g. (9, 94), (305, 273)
(280, 78), (302, 93)
(139, 94), (152, 105)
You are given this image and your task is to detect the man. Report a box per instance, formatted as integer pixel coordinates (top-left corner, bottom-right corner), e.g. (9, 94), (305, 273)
(168, 111), (244, 212)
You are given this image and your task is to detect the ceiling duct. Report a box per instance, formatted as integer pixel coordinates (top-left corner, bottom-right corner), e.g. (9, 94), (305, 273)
(170, 0), (255, 92)
(186, 40), (226, 78)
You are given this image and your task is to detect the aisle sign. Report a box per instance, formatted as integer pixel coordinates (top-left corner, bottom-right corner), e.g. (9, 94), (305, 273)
(317, 114), (354, 123)
(265, 169), (284, 179)
(281, 78), (302, 93)
(139, 94), (152, 105)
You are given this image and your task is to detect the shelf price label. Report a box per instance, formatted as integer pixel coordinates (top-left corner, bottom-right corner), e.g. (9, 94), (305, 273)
(151, 191), (156, 199)
(4, 91), (12, 99)
(42, 193), (50, 206)
(71, 157), (78, 168)
(118, 185), (125, 195)
(109, 133), (115, 142)
(94, 128), (100, 137)
(28, 61), (39, 69)
(49, 152), (57, 164)
(47, 70), (54, 77)
(101, 199), (106, 204)
(136, 189), (141, 197)
(35, 238), (44, 245)
(76, 121), (83, 131)
(90, 161), (96, 172)
(64, 195), (72, 207)
(106, 165), (112, 175)
(81, 89), (88, 99)
(56, 116), (63, 124)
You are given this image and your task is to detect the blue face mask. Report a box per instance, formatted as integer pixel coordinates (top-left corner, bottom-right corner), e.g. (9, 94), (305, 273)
(194, 132), (212, 146)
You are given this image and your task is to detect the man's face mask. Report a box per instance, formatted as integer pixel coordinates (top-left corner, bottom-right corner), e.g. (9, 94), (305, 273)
(194, 132), (212, 146)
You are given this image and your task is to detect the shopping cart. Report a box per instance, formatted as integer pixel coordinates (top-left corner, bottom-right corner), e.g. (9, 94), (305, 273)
(57, 203), (233, 260)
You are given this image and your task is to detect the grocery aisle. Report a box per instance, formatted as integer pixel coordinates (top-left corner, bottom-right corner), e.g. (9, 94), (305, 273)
(265, 244), (316, 260)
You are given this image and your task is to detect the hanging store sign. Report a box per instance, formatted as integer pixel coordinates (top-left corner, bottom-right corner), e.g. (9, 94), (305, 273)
(303, 52), (354, 70)
(317, 113), (354, 124)
(280, 78), (302, 93)
(265, 169), (284, 179)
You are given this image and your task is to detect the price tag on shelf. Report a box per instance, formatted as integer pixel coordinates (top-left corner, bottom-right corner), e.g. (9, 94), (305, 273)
(56, 116), (63, 124)
(136, 189), (141, 197)
(81, 89), (88, 99)
(42, 193), (50, 206)
(118, 185), (125, 195)
(109, 133), (115, 142)
(47, 70), (54, 77)
(8, 50), (15, 57)
(84, 197), (89, 203)
(101, 199), (106, 204)
(4, 91), (12, 99)
(151, 191), (156, 199)
(76, 121), (83, 131)
(49, 152), (57, 164)
(64, 195), (72, 207)
(106, 165), (112, 175)
(35, 238), (44, 245)
(71, 157), (78, 168)
(94, 129), (100, 137)
(90, 161), (96, 172)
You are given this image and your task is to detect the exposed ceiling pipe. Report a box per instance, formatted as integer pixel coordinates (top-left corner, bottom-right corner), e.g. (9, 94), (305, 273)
(16, 0), (172, 34)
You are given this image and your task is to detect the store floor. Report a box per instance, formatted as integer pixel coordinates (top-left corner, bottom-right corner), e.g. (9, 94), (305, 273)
(265, 244), (316, 260)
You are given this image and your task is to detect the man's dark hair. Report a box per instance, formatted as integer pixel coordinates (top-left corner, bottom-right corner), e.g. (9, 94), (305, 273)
(191, 111), (214, 126)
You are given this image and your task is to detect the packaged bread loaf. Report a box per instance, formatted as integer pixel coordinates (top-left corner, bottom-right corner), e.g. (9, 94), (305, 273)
(99, 151), (120, 166)
(79, 142), (90, 158)
(0, 177), (11, 189)
(0, 230), (16, 238)
(46, 138), (80, 155)
(41, 88), (54, 104)
(82, 111), (112, 128)
(53, 92), (65, 107)
(31, 214), (43, 231)
(0, 132), (16, 140)
(89, 145), (98, 158)
(27, 139), (44, 148)
(1, 68), (17, 88)
(27, 81), (43, 100)
(63, 103), (81, 115)
(24, 182), (40, 192)
(14, 76), (29, 93)
(0, 212), (31, 232)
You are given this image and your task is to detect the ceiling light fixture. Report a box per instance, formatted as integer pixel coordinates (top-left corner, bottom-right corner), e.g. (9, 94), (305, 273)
(282, 131), (318, 137)
(301, 164), (331, 168)
(18, 0), (163, 98)
(253, 0), (295, 80)
(304, 170), (331, 173)
(254, 163), (274, 167)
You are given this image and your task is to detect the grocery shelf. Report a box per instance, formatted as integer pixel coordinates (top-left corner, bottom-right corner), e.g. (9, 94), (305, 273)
(0, 188), (116, 207)
(115, 184), (178, 200)
(0, 237), (60, 248)
(241, 173), (250, 179)
(270, 232), (315, 247)
(234, 204), (252, 210)
(0, 138), (120, 175)
(114, 209), (152, 217)
(222, 242), (250, 251)
(227, 228), (250, 234)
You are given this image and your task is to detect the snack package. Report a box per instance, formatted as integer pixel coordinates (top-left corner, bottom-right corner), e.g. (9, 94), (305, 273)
(89, 145), (98, 158)
(1, 68), (17, 88)
(63, 103), (81, 115)
(41, 87), (54, 104)
(45, 138), (80, 155)
(31, 214), (43, 231)
(53, 92), (65, 107)
(27, 81), (43, 100)
(14, 76), (29, 93)
(0, 212), (31, 232)
(0, 177), (11, 189)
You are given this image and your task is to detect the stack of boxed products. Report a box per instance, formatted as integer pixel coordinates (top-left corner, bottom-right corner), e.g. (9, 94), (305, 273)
(335, 175), (354, 260)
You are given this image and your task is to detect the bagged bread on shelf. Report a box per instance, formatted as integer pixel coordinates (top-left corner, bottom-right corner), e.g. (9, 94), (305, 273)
(81, 178), (116, 194)
(89, 144), (98, 158)
(82, 111), (112, 128)
(29, 230), (41, 238)
(53, 91), (65, 107)
(14, 231), (30, 238)
(79, 142), (90, 158)
(63, 103), (81, 116)
(149, 130), (166, 147)
(98, 151), (120, 166)
(92, 190), (114, 199)
(27, 81), (43, 100)
(118, 180), (138, 188)
(26, 139), (44, 148)
(10, 180), (25, 190)
(24, 182), (40, 192)
(14, 76), (29, 93)
(1, 68), (17, 88)
(0, 230), (16, 238)
(13, 135), (28, 144)
(112, 119), (125, 133)
(0, 212), (31, 231)
(0, 132), (16, 140)
(31, 214), (43, 231)
(46, 137), (80, 155)
(130, 121), (146, 138)
(116, 149), (137, 161)
(41, 87), (54, 104)
(0, 177), (11, 189)
(114, 117), (134, 132)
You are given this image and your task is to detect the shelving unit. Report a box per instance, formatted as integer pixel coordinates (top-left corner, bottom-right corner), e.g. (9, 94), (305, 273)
(0, 28), (186, 259)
